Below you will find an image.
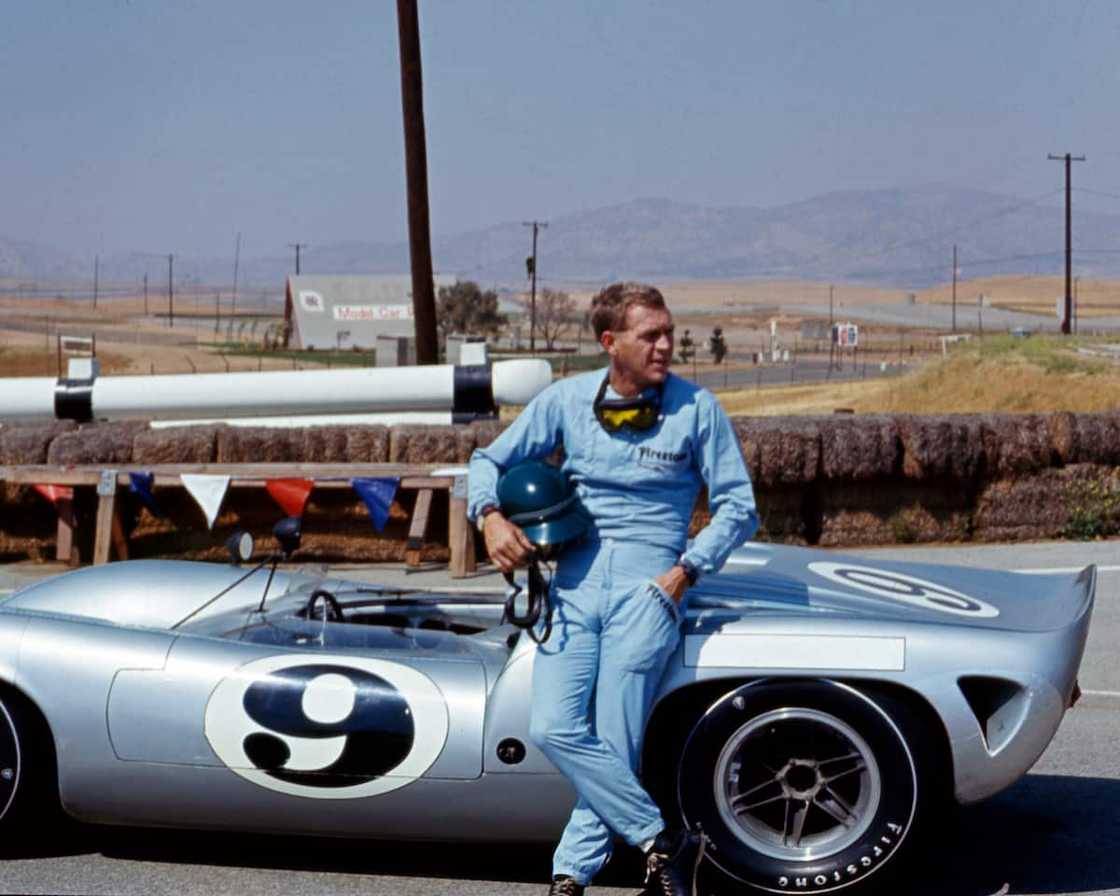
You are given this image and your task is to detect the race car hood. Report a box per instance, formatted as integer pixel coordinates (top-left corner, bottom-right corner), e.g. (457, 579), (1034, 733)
(0, 560), (303, 629)
(699, 543), (1095, 633)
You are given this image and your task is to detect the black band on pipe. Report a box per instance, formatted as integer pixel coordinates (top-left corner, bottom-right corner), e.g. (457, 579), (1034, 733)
(54, 379), (94, 422)
(453, 365), (496, 416)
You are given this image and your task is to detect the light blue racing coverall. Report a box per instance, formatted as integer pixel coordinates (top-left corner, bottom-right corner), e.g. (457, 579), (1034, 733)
(468, 368), (758, 885)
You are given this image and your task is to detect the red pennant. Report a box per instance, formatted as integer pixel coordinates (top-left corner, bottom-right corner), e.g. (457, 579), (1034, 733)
(33, 484), (74, 505)
(265, 478), (314, 518)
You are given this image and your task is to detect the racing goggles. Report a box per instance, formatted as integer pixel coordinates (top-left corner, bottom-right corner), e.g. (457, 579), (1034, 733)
(593, 375), (662, 433)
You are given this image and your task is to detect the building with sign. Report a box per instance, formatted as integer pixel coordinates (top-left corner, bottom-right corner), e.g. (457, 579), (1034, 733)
(283, 275), (455, 351)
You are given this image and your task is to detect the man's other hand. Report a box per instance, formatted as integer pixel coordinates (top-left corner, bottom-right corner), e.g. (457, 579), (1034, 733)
(482, 512), (536, 574)
(656, 565), (690, 604)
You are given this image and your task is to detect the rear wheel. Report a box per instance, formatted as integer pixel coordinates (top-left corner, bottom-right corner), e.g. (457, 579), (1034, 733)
(678, 680), (927, 894)
(0, 692), (57, 835)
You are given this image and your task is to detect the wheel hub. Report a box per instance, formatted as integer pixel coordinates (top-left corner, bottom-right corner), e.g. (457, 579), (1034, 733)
(713, 707), (882, 862)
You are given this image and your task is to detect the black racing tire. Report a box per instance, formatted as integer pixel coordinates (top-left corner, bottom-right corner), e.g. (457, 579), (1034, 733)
(677, 680), (926, 895)
(0, 692), (58, 836)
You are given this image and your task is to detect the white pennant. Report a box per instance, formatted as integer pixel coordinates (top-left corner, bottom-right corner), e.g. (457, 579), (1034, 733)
(180, 474), (231, 530)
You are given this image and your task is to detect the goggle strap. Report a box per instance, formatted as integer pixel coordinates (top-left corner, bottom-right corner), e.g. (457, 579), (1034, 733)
(507, 492), (579, 526)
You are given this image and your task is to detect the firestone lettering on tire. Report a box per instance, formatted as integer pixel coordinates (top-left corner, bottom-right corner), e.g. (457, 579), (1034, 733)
(775, 822), (905, 891)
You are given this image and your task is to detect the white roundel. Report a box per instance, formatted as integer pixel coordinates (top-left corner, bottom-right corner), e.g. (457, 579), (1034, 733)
(808, 561), (1000, 618)
(204, 654), (449, 799)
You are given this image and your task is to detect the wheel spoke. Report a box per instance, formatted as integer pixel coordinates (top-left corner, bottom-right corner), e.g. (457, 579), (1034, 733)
(784, 799), (810, 846)
(814, 788), (858, 827)
(734, 791), (788, 814)
(822, 758), (867, 785)
(730, 775), (783, 806)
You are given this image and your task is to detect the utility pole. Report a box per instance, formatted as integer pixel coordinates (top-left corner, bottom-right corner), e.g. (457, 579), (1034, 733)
(167, 254), (174, 329)
(93, 255), (99, 309)
(828, 283), (835, 370)
(143, 273), (149, 315)
(396, 0), (439, 365)
(523, 220), (547, 352)
(288, 242), (306, 275)
(232, 232), (241, 319)
(1048, 152), (1086, 335)
(216, 291), (221, 334)
(951, 245), (957, 333)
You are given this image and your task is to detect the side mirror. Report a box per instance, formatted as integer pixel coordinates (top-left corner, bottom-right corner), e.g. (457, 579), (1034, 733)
(273, 516), (302, 559)
(224, 530), (254, 565)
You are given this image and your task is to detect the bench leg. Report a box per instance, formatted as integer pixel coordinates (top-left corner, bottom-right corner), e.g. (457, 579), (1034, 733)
(448, 475), (475, 578)
(55, 496), (76, 565)
(405, 488), (434, 567)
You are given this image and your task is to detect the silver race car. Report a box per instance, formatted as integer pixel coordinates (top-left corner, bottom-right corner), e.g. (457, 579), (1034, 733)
(0, 529), (1093, 895)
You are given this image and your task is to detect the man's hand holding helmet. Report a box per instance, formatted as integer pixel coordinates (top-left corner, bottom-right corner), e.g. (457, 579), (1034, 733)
(482, 461), (591, 574)
(479, 509), (536, 574)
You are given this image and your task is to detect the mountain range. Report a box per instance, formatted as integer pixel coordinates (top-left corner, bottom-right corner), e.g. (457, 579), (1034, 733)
(3, 184), (1119, 290)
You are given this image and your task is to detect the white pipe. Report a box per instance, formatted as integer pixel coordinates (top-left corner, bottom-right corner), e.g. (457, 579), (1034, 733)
(149, 412), (453, 429)
(0, 378), (62, 423)
(94, 366), (455, 419)
(0, 359), (553, 424)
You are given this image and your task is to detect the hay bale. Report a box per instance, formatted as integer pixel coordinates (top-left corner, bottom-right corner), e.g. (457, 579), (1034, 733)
(133, 426), (220, 464)
(896, 415), (984, 480)
(818, 415), (898, 480)
(980, 414), (1053, 477)
(1050, 413), (1120, 467)
(299, 426), (352, 463)
(345, 426), (391, 463)
(818, 481), (970, 547)
(753, 485), (810, 544)
(46, 421), (145, 465)
(971, 464), (1120, 541)
(0, 421), (76, 464)
(732, 416), (820, 487)
(389, 425), (477, 464)
(216, 427), (301, 463)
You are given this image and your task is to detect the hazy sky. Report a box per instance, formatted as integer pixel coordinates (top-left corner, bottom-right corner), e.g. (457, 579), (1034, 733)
(3, 0), (1120, 260)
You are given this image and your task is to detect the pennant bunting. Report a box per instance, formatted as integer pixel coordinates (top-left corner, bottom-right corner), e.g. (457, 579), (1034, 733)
(33, 484), (74, 505)
(180, 474), (231, 530)
(128, 472), (163, 518)
(351, 477), (400, 532)
(265, 478), (315, 518)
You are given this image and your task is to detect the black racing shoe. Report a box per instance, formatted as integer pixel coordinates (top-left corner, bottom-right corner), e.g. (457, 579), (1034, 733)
(548, 874), (585, 896)
(639, 828), (706, 896)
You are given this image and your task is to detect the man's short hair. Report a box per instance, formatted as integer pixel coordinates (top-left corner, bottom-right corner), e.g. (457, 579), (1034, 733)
(589, 282), (667, 338)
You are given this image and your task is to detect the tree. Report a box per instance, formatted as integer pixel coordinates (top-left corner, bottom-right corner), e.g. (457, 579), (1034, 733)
(436, 281), (507, 343)
(517, 287), (577, 351)
(709, 326), (727, 364)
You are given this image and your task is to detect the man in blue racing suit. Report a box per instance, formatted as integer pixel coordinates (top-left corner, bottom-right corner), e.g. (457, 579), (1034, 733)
(468, 282), (759, 896)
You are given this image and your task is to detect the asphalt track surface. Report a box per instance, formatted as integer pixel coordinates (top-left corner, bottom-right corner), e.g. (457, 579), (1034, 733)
(0, 541), (1117, 896)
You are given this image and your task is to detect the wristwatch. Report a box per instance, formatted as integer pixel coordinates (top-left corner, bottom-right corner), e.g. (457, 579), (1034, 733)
(476, 504), (500, 534)
(676, 558), (700, 587)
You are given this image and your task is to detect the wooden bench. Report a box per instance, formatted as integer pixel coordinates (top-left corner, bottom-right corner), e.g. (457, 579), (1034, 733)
(0, 463), (476, 578)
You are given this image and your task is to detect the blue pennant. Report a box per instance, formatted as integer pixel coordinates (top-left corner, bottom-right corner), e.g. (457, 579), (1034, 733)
(128, 472), (162, 518)
(351, 477), (400, 532)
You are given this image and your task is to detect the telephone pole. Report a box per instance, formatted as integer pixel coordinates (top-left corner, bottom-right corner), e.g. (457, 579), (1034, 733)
(951, 245), (957, 333)
(143, 273), (149, 315)
(167, 254), (174, 329)
(288, 242), (306, 275)
(1047, 152), (1086, 334)
(93, 255), (99, 309)
(396, 0), (439, 365)
(232, 232), (241, 319)
(523, 220), (547, 352)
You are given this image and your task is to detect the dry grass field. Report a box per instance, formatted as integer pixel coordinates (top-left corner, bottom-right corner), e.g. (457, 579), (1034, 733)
(719, 334), (1120, 416)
